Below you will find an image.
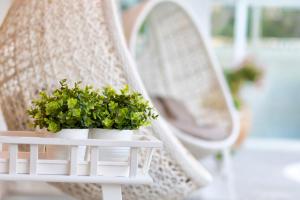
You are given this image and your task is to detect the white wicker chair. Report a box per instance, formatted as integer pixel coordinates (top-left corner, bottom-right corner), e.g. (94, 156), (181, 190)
(123, 0), (240, 159)
(0, 0), (212, 199)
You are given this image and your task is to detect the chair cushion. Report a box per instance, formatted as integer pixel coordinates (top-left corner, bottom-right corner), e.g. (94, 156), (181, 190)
(152, 96), (227, 141)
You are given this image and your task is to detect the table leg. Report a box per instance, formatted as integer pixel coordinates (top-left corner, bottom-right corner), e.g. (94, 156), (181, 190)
(102, 184), (122, 200)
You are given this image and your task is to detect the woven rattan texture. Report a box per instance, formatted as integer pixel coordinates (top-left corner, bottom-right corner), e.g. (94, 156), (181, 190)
(136, 3), (231, 131)
(0, 0), (199, 199)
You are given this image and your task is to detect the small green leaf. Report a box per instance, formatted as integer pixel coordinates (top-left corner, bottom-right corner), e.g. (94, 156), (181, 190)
(67, 98), (77, 109)
(72, 108), (81, 117)
(48, 121), (60, 133)
(45, 101), (60, 115)
(103, 118), (113, 128)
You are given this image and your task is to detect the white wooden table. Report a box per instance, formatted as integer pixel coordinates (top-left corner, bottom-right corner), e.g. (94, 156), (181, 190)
(0, 131), (162, 200)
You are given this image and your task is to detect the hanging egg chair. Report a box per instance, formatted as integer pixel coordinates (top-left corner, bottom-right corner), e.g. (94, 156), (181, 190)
(123, 0), (240, 159)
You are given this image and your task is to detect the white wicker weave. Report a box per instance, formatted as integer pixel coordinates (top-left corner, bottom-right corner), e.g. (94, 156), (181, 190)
(0, 0), (212, 199)
(123, 0), (240, 158)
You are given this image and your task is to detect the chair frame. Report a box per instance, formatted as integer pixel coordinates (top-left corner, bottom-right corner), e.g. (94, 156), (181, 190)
(123, 0), (240, 176)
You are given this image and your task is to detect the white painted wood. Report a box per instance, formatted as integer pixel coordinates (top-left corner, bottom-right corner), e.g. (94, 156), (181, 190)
(0, 130), (161, 200)
(143, 148), (155, 174)
(8, 144), (17, 174)
(102, 184), (122, 200)
(222, 148), (237, 200)
(90, 146), (99, 176)
(47, 129), (88, 161)
(129, 148), (138, 177)
(0, 133), (162, 148)
(233, 0), (249, 65)
(221, 148), (233, 177)
(0, 158), (133, 176)
(70, 146), (78, 176)
(0, 159), (130, 176)
(0, 173), (153, 184)
(29, 144), (38, 175)
(251, 6), (262, 46)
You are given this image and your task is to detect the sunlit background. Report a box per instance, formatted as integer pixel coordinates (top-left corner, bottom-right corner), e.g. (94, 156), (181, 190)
(1, 0), (300, 199)
(122, 0), (300, 140)
(119, 1), (300, 199)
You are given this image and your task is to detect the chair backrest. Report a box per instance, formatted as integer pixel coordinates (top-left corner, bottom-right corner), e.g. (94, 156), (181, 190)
(124, 0), (237, 139)
(0, 0), (135, 130)
(0, 2), (213, 199)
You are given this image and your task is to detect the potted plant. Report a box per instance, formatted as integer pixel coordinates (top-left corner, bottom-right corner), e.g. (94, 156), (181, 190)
(89, 85), (158, 176)
(224, 59), (263, 148)
(28, 79), (99, 161)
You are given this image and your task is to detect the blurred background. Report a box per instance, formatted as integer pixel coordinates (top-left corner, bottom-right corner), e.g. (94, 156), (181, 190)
(122, 0), (300, 141)
(122, 1), (300, 199)
(1, 0), (300, 199)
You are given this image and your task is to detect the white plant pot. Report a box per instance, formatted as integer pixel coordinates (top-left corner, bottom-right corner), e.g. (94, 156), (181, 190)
(46, 129), (89, 161)
(89, 129), (133, 176)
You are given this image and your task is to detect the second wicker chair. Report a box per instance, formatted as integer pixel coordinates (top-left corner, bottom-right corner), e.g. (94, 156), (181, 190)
(123, 0), (239, 159)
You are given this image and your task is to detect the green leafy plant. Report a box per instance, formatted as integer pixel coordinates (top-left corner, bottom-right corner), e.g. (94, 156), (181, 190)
(28, 80), (158, 133)
(28, 79), (100, 133)
(225, 60), (263, 110)
(92, 85), (158, 130)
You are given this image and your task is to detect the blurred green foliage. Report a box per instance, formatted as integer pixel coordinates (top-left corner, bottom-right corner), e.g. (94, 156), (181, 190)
(212, 6), (235, 38)
(212, 6), (300, 38)
(225, 60), (263, 109)
(262, 8), (300, 38)
(123, 1), (300, 38)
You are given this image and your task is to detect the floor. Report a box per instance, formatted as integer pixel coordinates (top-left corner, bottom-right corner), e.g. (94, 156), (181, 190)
(189, 140), (300, 200)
